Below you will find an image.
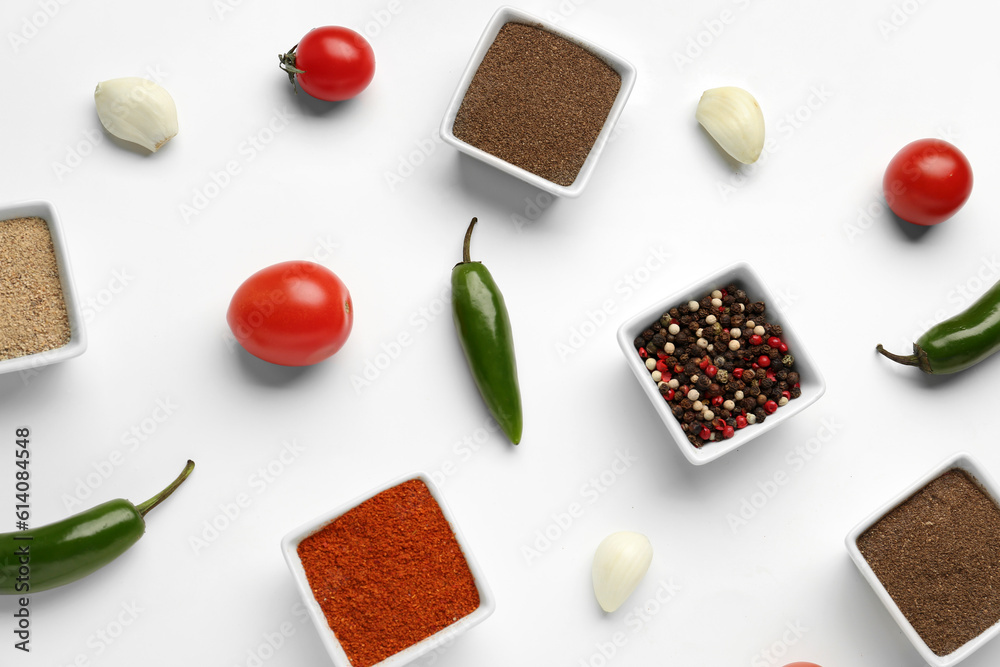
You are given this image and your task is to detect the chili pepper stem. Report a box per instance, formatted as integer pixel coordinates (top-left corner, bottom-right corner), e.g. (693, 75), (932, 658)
(876, 344), (932, 373)
(462, 217), (477, 263)
(135, 460), (195, 518)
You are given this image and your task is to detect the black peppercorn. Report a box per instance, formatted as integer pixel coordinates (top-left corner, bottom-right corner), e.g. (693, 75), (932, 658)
(634, 336), (646, 350)
(696, 375), (711, 390)
(790, 386), (802, 399)
(754, 407), (767, 423)
(786, 371), (800, 385)
(751, 301), (765, 314)
(643, 329), (654, 341)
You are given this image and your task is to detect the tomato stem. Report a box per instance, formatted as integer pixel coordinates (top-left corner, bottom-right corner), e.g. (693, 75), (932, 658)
(278, 44), (305, 91)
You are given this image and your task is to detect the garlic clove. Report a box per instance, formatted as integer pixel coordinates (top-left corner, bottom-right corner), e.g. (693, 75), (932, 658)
(592, 531), (653, 613)
(696, 86), (765, 164)
(94, 77), (178, 153)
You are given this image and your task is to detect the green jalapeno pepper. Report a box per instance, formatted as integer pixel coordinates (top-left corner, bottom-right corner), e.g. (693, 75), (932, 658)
(452, 218), (523, 444)
(0, 460), (194, 594)
(877, 279), (1000, 374)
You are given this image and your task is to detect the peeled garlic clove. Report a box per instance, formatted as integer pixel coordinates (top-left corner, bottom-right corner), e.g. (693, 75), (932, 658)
(696, 86), (764, 164)
(592, 531), (653, 612)
(95, 77), (178, 152)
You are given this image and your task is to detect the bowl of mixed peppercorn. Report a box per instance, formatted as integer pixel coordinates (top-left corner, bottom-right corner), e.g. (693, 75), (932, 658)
(616, 262), (825, 465)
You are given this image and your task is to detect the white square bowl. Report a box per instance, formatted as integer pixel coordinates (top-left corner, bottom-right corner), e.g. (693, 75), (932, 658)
(439, 5), (636, 198)
(0, 200), (87, 376)
(615, 261), (826, 465)
(845, 453), (1000, 667)
(281, 472), (496, 667)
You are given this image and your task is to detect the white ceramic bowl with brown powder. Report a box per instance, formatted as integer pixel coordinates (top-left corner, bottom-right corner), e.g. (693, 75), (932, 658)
(440, 6), (636, 198)
(0, 200), (87, 375)
(846, 452), (1000, 667)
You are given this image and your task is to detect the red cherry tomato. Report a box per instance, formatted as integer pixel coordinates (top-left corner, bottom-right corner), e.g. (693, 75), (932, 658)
(280, 26), (375, 101)
(883, 138), (972, 226)
(227, 261), (353, 366)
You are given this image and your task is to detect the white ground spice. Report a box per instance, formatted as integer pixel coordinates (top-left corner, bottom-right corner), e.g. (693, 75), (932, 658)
(0, 216), (71, 360)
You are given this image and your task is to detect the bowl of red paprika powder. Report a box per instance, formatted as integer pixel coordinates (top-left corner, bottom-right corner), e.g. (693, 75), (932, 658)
(281, 473), (495, 667)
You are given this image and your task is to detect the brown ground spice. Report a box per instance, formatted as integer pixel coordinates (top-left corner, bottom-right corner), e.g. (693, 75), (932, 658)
(453, 22), (622, 186)
(296, 479), (480, 667)
(0, 217), (71, 361)
(857, 468), (1000, 656)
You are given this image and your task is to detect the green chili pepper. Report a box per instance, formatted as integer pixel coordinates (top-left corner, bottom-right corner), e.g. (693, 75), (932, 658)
(877, 279), (1000, 374)
(452, 218), (523, 444)
(0, 460), (194, 595)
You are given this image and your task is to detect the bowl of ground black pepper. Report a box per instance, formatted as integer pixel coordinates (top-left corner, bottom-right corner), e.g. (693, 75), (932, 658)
(847, 453), (1000, 666)
(615, 262), (826, 465)
(281, 473), (495, 667)
(440, 6), (636, 198)
(0, 200), (87, 376)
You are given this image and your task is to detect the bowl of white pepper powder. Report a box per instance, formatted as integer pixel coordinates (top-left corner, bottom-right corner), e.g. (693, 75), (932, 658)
(440, 6), (636, 198)
(0, 200), (87, 376)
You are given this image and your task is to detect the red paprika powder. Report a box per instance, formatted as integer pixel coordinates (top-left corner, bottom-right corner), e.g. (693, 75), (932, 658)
(296, 478), (481, 667)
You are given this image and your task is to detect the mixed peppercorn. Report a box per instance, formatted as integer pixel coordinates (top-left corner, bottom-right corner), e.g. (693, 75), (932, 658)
(633, 285), (801, 448)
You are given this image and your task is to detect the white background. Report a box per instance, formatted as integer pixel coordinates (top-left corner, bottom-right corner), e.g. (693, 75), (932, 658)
(1, 0), (998, 666)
